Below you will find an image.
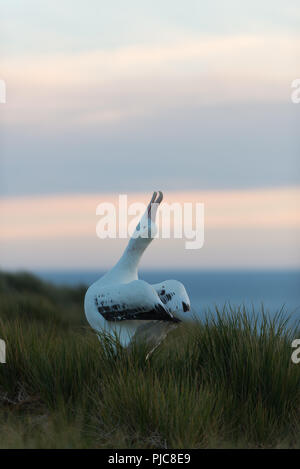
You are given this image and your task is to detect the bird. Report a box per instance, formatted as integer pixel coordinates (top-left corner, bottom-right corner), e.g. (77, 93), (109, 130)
(84, 191), (191, 352)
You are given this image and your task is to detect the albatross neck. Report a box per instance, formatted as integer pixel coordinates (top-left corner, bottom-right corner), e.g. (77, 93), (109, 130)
(113, 238), (151, 278)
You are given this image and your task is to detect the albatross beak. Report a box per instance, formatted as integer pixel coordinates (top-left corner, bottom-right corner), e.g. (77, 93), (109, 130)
(147, 191), (163, 221)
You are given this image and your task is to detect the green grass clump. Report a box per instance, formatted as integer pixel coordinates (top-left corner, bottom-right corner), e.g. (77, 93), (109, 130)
(0, 271), (299, 448)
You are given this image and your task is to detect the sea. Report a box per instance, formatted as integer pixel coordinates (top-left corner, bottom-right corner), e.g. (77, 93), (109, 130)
(35, 269), (300, 323)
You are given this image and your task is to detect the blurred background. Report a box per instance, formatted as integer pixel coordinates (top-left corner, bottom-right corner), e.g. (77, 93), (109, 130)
(0, 1), (299, 314)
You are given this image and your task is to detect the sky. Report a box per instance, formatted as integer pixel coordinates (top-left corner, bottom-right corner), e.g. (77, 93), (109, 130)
(1, 187), (299, 270)
(0, 1), (299, 270)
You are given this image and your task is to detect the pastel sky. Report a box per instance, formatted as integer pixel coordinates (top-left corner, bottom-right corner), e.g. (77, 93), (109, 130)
(0, 1), (299, 269)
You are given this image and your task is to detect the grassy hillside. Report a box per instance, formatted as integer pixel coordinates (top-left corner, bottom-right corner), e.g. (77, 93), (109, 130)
(0, 271), (299, 448)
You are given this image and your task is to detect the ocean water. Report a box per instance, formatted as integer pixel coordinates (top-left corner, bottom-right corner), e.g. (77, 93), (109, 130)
(36, 269), (300, 321)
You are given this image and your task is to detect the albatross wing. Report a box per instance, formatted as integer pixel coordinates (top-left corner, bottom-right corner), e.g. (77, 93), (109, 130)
(151, 279), (191, 318)
(86, 279), (181, 325)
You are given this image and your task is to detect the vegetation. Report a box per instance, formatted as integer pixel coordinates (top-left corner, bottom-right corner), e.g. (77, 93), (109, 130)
(0, 271), (299, 448)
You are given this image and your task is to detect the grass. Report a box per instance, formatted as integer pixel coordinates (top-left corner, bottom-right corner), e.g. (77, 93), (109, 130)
(0, 271), (300, 448)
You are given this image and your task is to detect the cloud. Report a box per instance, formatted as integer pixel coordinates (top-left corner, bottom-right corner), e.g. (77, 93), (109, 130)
(1, 32), (299, 198)
(1, 34), (299, 129)
(3, 35), (299, 84)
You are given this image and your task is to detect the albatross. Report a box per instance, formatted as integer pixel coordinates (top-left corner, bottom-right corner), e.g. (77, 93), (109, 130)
(84, 191), (191, 351)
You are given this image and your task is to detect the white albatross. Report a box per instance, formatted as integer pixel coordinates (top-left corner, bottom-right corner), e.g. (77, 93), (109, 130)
(84, 191), (191, 351)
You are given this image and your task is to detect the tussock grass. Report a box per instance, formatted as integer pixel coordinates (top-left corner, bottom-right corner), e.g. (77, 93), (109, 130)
(0, 272), (299, 448)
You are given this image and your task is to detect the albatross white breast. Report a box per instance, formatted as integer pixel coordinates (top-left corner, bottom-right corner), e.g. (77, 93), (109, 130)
(84, 191), (191, 348)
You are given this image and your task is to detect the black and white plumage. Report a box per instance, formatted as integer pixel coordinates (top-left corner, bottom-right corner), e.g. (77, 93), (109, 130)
(84, 191), (191, 349)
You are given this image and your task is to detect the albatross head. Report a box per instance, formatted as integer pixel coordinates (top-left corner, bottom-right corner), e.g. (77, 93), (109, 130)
(131, 191), (163, 244)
